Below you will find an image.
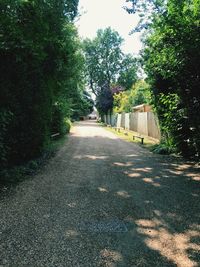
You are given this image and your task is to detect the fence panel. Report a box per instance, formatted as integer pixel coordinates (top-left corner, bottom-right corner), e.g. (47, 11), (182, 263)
(109, 112), (160, 140)
(104, 115), (107, 124)
(117, 114), (122, 128)
(111, 114), (117, 126)
(121, 112), (126, 128)
(125, 113), (130, 130)
(147, 112), (161, 140)
(130, 112), (138, 132)
(137, 112), (148, 136)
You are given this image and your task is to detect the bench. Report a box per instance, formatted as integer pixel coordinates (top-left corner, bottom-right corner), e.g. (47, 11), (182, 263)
(133, 135), (144, 144)
(113, 126), (123, 132)
(51, 133), (60, 139)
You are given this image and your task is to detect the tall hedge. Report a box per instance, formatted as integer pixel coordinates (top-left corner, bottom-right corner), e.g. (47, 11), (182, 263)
(0, 0), (85, 168)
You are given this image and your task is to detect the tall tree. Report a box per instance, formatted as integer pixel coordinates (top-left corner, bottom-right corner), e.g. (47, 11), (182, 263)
(0, 0), (88, 168)
(83, 27), (123, 97)
(118, 54), (138, 90)
(83, 27), (137, 115)
(126, 0), (200, 158)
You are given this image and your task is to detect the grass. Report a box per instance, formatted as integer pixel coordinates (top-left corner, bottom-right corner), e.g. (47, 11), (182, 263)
(104, 125), (159, 149)
(47, 134), (67, 153)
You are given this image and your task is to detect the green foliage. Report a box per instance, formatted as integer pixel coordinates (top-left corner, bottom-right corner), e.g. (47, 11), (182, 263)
(124, 0), (167, 32)
(64, 118), (71, 133)
(127, 0), (200, 158)
(0, 0), (89, 169)
(117, 54), (138, 90)
(113, 80), (151, 113)
(0, 110), (13, 167)
(151, 143), (176, 155)
(51, 116), (71, 135)
(83, 27), (124, 96)
(72, 90), (94, 120)
(155, 93), (183, 152)
(83, 27), (138, 114)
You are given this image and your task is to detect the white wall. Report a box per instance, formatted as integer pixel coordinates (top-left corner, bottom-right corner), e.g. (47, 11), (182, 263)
(106, 112), (161, 140)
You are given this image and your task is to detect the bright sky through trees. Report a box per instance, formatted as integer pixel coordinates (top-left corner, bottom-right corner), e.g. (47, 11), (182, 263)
(75, 0), (143, 55)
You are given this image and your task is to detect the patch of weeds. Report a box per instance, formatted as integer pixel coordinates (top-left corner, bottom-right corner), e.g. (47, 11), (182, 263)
(47, 135), (67, 153)
(150, 143), (177, 155)
(98, 121), (106, 126)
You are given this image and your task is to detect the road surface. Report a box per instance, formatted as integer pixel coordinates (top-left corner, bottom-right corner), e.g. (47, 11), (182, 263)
(0, 121), (200, 267)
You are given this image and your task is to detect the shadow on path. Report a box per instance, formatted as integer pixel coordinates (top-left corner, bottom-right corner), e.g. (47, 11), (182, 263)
(0, 122), (199, 267)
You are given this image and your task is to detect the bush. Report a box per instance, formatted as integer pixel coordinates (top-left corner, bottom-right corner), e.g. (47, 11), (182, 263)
(0, 0), (85, 170)
(151, 143), (177, 155)
(0, 110), (13, 168)
(51, 103), (71, 135)
(64, 118), (71, 134)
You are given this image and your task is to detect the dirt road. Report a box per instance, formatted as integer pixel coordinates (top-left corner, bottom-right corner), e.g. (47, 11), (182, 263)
(0, 121), (200, 267)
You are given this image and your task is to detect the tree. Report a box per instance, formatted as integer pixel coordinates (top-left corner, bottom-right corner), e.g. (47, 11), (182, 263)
(71, 90), (94, 120)
(96, 83), (113, 115)
(118, 54), (138, 90)
(83, 27), (123, 96)
(0, 0), (88, 168)
(113, 80), (151, 113)
(83, 27), (138, 115)
(124, 0), (167, 32)
(126, 0), (200, 158)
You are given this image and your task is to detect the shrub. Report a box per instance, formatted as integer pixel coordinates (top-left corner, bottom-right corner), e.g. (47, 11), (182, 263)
(64, 118), (71, 134)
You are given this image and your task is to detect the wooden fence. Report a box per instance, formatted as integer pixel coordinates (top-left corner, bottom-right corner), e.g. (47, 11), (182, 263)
(104, 112), (161, 140)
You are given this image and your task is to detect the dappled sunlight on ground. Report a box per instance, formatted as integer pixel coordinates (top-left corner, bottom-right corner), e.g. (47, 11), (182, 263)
(1, 121), (199, 266)
(186, 173), (200, 182)
(125, 171), (141, 178)
(191, 176), (200, 181)
(133, 167), (153, 172)
(67, 202), (76, 208)
(65, 229), (79, 238)
(98, 187), (109, 193)
(66, 123), (200, 266)
(74, 154), (109, 160)
(116, 190), (131, 198)
(125, 154), (138, 157)
(100, 249), (123, 267)
(135, 219), (200, 267)
(143, 178), (161, 187)
(113, 162), (133, 167)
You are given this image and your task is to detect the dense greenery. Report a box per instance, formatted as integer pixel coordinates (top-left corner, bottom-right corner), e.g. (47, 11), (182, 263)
(126, 0), (200, 158)
(0, 0), (92, 168)
(1, 0), (199, 169)
(113, 80), (151, 113)
(83, 27), (138, 116)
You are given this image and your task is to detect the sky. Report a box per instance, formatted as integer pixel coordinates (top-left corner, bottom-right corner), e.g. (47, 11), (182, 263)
(75, 0), (143, 55)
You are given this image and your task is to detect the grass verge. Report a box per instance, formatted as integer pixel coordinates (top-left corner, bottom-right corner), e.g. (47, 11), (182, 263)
(104, 125), (159, 149)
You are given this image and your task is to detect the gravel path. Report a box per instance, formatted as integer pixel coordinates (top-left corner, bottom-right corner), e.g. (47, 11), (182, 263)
(0, 121), (200, 267)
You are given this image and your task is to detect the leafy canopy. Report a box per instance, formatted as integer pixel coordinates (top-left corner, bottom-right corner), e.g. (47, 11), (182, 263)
(83, 27), (138, 114)
(126, 0), (200, 158)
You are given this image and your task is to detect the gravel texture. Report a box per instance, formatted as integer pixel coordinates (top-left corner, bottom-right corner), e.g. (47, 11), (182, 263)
(0, 121), (200, 267)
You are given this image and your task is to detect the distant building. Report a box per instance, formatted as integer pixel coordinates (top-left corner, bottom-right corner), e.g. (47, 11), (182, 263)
(88, 110), (98, 120)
